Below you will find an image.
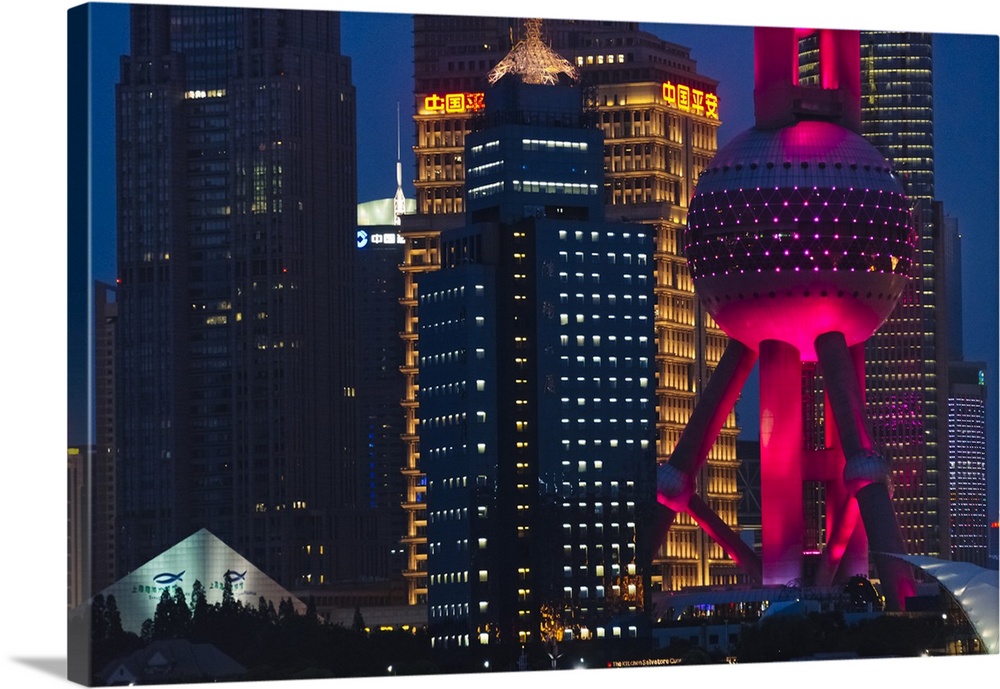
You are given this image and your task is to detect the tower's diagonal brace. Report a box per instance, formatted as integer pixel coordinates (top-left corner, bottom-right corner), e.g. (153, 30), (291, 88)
(686, 495), (762, 583)
(814, 331), (916, 610)
(650, 339), (757, 563)
(814, 494), (861, 586)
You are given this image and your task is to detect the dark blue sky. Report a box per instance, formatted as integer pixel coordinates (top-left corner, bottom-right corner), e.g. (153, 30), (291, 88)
(84, 3), (999, 518)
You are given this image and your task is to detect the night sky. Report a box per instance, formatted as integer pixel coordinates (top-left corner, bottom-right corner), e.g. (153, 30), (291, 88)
(2, 1), (996, 687)
(82, 1), (999, 519)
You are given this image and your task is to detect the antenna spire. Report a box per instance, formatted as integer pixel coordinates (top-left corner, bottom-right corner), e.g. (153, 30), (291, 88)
(393, 102), (406, 226)
(487, 18), (578, 86)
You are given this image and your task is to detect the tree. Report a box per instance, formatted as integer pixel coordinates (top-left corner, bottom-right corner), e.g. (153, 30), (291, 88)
(306, 596), (319, 625)
(221, 578), (236, 613)
(152, 589), (177, 638)
(278, 597), (298, 622)
(104, 595), (125, 641)
(191, 579), (208, 618)
(352, 607), (366, 635)
(174, 586), (192, 635)
(91, 595), (108, 641)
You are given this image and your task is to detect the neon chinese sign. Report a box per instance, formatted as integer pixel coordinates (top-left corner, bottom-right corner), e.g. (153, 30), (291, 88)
(662, 82), (719, 120)
(421, 92), (485, 115)
(357, 229), (405, 249)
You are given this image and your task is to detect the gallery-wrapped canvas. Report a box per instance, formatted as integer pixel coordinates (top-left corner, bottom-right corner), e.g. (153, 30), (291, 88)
(67, 2), (998, 687)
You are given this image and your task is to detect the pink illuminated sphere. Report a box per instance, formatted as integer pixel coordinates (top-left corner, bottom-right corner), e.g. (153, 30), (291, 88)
(686, 120), (916, 361)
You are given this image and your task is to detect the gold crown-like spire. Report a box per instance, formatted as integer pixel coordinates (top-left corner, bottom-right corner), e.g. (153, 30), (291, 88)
(487, 18), (579, 86)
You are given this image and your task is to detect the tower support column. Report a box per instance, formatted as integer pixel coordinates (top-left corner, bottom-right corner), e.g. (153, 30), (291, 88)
(815, 331), (916, 610)
(759, 339), (804, 585)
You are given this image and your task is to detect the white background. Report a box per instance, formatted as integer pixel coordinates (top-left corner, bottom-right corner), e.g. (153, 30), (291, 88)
(3, 1), (996, 687)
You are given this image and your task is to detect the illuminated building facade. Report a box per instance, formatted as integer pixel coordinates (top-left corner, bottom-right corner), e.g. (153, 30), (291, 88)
(941, 212), (987, 566)
(862, 34), (950, 560)
(947, 361), (989, 566)
(115, 6), (363, 589)
(420, 64), (655, 649)
(800, 32), (949, 559)
(403, 17), (729, 604)
(570, 45), (731, 594)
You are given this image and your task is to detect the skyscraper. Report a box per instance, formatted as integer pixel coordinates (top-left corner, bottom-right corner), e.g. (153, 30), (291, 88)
(941, 212), (988, 565)
(403, 16), (729, 604)
(860, 34), (950, 560)
(93, 283), (118, 593)
(420, 28), (656, 648)
(115, 6), (362, 589)
(354, 222), (409, 585)
(800, 32), (950, 559)
(947, 361), (989, 565)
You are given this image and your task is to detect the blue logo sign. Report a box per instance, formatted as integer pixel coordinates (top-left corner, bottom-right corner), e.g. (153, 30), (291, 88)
(357, 229), (369, 249)
(153, 571), (185, 585)
(224, 569), (247, 583)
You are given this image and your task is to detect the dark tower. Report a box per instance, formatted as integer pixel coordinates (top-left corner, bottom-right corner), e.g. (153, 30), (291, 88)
(115, 6), (360, 589)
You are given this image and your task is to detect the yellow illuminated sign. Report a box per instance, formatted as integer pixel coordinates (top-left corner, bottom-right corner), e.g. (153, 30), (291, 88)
(422, 92), (485, 115)
(662, 82), (718, 120)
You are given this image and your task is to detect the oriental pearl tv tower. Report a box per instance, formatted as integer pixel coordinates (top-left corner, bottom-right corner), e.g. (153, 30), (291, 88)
(653, 28), (917, 610)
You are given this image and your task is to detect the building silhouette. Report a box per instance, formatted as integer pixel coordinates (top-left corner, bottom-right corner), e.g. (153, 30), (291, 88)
(402, 15), (730, 605)
(68, 283), (119, 610)
(115, 5), (363, 590)
(93, 283), (118, 593)
(354, 221), (409, 589)
(419, 30), (655, 649)
(67, 446), (92, 610)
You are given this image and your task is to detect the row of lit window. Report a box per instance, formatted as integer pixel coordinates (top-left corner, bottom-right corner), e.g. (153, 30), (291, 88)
(559, 438), (651, 450)
(558, 293), (649, 308)
(183, 88), (227, 99)
(421, 381), (468, 397)
(428, 538), (472, 554)
(558, 271), (648, 286)
(421, 349), (467, 367)
(466, 159), (503, 178)
(430, 570), (470, 585)
(419, 285), (473, 302)
(521, 138), (589, 152)
(557, 333), (648, 347)
(562, 543), (636, 562)
(511, 180), (599, 195)
(562, 559), (636, 576)
(467, 181), (504, 199)
(429, 603), (471, 618)
(557, 355), (651, 370)
(557, 250), (649, 265)
(429, 476), (469, 491)
(558, 313), (649, 326)
(575, 54), (626, 66)
(557, 229), (648, 243)
(469, 140), (500, 155)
